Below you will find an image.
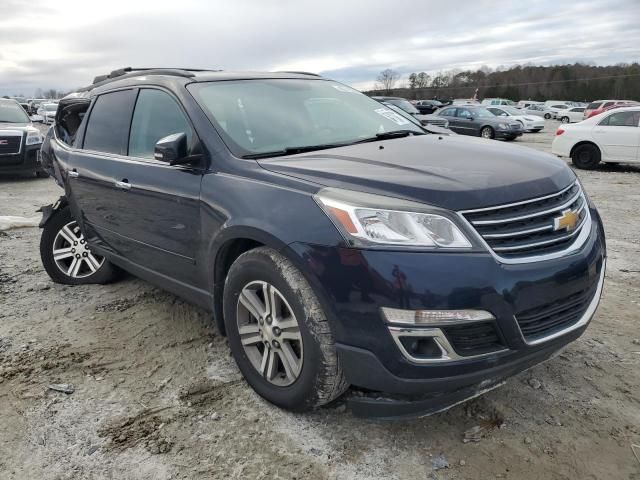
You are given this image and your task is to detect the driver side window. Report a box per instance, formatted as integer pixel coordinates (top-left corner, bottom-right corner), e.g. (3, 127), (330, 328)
(128, 89), (194, 159)
(457, 109), (472, 119)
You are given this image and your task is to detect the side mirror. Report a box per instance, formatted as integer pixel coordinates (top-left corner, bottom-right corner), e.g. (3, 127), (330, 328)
(154, 132), (189, 166)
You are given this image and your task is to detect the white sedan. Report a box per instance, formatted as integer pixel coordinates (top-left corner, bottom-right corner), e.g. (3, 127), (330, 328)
(37, 102), (58, 125)
(552, 106), (640, 169)
(557, 107), (586, 124)
(486, 106), (545, 132)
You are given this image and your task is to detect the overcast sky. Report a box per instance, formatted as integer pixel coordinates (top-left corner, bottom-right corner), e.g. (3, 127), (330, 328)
(1, 0), (639, 96)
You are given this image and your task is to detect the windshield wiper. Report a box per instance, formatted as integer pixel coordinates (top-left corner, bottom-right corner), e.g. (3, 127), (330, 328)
(242, 142), (354, 159)
(242, 130), (426, 159)
(352, 129), (426, 145)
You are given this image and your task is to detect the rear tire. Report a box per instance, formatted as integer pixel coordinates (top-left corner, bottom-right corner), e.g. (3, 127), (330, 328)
(480, 126), (494, 139)
(223, 247), (348, 411)
(561, 116), (570, 124)
(40, 206), (120, 285)
(544, 113), (552, 119)
(571, 144), (601, 170)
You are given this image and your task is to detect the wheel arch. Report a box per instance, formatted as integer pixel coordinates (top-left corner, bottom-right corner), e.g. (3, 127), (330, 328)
(209, 226), (289, 335)
(570, 140), (601, 158)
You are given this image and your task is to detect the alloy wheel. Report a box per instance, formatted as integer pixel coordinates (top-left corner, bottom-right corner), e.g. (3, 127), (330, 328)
(52, 221), (104, 278)
(236, 281), (303, 386)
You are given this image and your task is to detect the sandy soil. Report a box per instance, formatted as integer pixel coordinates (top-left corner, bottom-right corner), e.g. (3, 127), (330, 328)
(1, 121), (639, 479)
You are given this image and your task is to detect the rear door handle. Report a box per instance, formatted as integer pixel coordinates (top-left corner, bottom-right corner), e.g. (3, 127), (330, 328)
(114, 180), (132, 190)
(68, 169), (79, 178)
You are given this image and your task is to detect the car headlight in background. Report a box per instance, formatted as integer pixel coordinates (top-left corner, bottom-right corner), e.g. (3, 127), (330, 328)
(315, 188), (472, 248)
(25, 130), (44, 145)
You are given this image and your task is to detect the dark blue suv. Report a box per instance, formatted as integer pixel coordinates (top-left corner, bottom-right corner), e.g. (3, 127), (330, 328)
(39, 68), (606, 417)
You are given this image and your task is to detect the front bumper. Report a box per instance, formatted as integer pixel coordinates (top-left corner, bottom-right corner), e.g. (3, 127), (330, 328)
(0, 143), (41, 175)
(287, 207), (606, 406)
(495, 128), (523, 139)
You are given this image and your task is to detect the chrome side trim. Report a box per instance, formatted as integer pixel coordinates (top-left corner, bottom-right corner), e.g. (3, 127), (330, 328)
(516, 258), (606, 346)
(460, 181), (578, 214)
(388, 326), (508, 364)
(468, 189), (582, 225)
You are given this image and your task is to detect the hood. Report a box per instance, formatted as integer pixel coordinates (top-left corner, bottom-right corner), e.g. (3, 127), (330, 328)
(258, 134), (575, 211)
(0, 122), (31, 130)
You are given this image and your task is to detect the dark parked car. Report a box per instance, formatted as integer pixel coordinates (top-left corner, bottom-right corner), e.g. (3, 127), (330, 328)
(39, 68), (606, 418)
(372, 96), (450, 129)
(0, 98), (46, 176)
(437, 105), (523, 140)
(414, 99), (443, 114)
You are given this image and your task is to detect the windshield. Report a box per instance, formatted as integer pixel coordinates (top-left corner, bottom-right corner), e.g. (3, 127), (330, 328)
(0, 100), (30, 123)
(189, 79), (423, 157)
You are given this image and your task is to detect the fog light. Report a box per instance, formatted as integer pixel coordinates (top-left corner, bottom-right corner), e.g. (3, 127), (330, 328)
(381, 307), (494, 326)
(398, 336), (442, 359)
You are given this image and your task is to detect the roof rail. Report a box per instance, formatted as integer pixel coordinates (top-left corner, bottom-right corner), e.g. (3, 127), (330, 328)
(275, 71), (322, 77)
(79, 67), (222, 92)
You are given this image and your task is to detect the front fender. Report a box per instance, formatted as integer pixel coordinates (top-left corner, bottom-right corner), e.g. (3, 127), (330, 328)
(38, 196), (68, 228)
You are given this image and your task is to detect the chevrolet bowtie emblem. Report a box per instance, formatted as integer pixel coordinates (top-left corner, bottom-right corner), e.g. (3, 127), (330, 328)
(554, 209), (579, 231)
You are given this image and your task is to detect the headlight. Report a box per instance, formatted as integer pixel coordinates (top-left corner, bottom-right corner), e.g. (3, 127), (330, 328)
(314, 188), (473, 248)
(26, 130), (44, 145)
(498, 123), (509, 129)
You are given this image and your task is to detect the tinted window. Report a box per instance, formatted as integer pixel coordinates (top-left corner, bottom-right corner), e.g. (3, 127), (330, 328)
(83, 90), (136, 154)
(440, 108), (456, 117)
(129, 89), (193, 159)
(457, 109), (472, 118)
(599, 111), (640, 127)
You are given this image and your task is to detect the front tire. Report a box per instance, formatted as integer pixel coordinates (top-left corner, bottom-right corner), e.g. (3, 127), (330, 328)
(561, 116), (570, 124)
(544, 113), (552, 119)
(571, 144), (601, 170)
(40, 206), (120, 285)
(480, 126), (494, 139)
(223, 247), (348, 411)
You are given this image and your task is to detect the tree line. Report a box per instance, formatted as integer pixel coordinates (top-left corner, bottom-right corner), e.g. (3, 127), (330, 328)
(372, 63), (640, 102)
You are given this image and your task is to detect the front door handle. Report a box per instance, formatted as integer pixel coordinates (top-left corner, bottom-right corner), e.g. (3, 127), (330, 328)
(114, 180), (132, 191)
(68, 169), (79, 178)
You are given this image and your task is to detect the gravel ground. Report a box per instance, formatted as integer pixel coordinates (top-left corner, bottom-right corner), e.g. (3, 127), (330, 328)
(1, 120), (639, 480)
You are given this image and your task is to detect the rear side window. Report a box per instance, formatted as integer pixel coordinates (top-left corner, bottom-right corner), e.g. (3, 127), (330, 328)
(128, 89), (193, 159)
(599, 111), (640, 127)
(587, 102), (602, 109)
(83, 90), (136, 154)
(440, 108), (456, 116)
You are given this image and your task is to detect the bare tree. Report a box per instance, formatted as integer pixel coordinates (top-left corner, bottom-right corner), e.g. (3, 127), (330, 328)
(376, 69), (400, 94)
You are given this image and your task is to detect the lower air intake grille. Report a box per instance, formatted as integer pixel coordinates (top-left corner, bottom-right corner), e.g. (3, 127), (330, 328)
(443, 322), (505, 356)
(515, 281), (599, 342)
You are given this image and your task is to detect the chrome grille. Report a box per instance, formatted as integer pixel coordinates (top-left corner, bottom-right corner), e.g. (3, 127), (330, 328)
(0, 134), (22, 155)
(461, 182), (589, 260)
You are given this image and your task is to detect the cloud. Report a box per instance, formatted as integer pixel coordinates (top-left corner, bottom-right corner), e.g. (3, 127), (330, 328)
(1, 0), (639, 95)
